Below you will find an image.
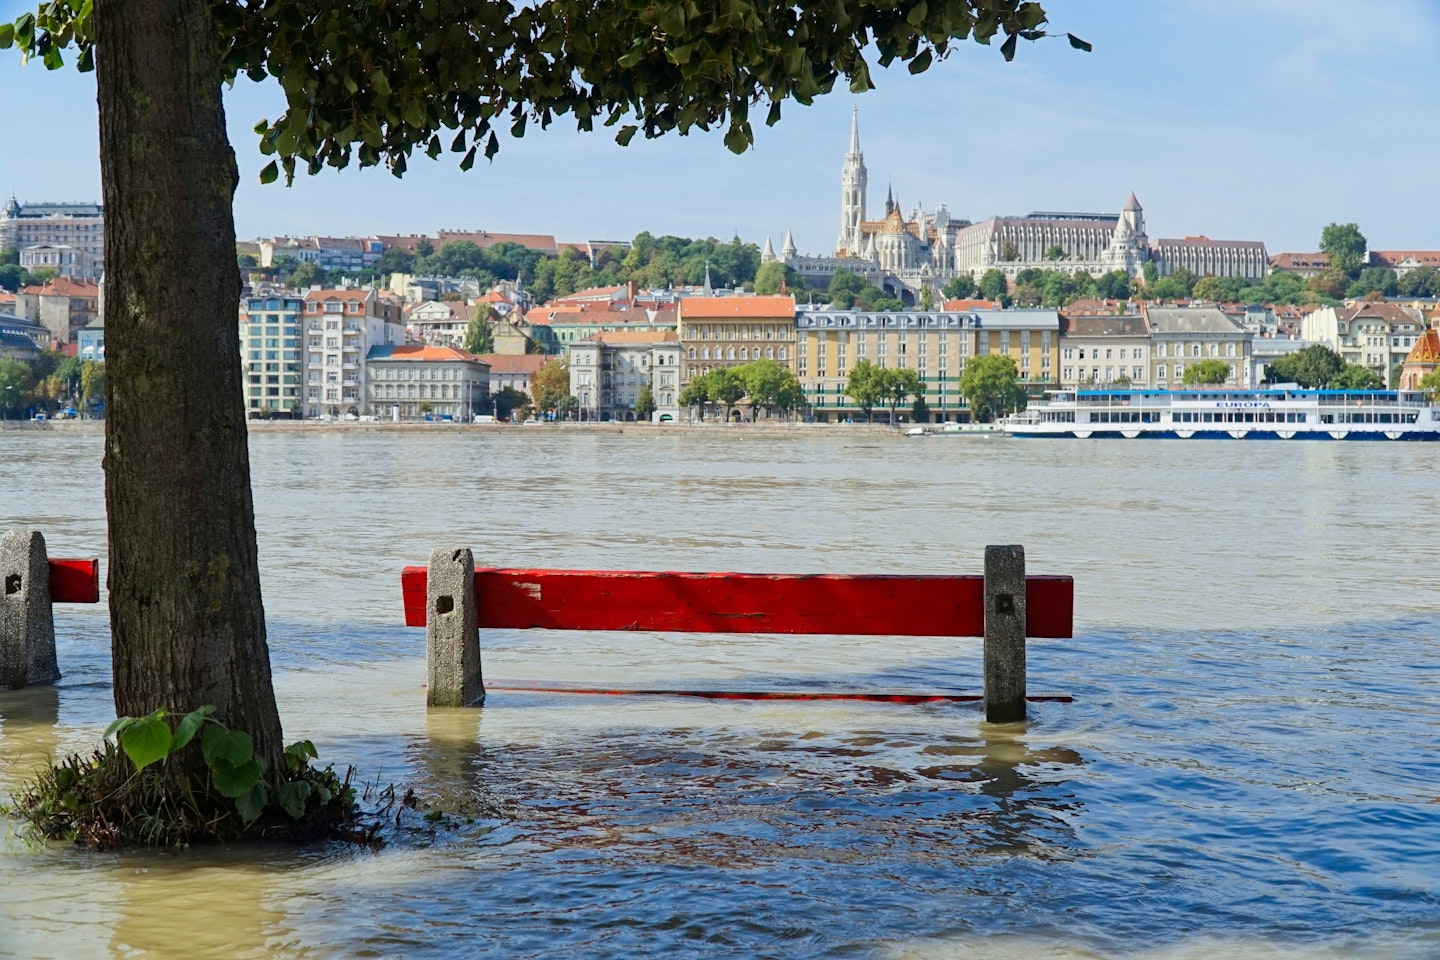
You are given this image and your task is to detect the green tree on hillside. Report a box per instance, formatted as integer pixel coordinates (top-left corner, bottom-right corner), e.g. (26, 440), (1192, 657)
(1320, 222), (1367, 276)
(1346, 267), (1397, 300)
(753, 260), (803, 295)
(978, 268), (1009, 302)
(1397, 266), (1440, 298)
(942, 275), (977, 300)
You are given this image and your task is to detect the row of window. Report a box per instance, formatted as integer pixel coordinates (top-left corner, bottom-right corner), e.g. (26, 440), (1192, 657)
(1064, 347), (1144, 360)
(686, 347), (787, 361)
(1154, 342), (1239, 359)
(1063, 367), (1146, 382)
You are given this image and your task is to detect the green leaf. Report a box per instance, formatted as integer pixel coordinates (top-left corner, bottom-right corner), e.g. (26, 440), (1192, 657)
(233, 782), (267, 822)
(1000, 33), (1018, 61)
(259, 161), (279, 184)
(369, 70), (391, 97)
(202, 725), (254, 767)
(458, 145), (477, 171)
(120, 716), (173, 771)
(211, 757), (264, 798)
(908, 49), (932, 75)
(275, 780), (312, 819)
(170, 705), (213, 752)
(615, 124), (638, 147)
(0, 23), (13, 49)
(103, 715), (135, 741)
(1067, 33), (1093, 52)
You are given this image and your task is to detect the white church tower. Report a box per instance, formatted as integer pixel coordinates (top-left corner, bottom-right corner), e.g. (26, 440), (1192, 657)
(1102, 192), (1150, 277)
(836, 106), (867, 256)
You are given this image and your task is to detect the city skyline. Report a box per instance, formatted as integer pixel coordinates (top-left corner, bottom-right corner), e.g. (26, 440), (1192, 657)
(1, 1), (1438, 255)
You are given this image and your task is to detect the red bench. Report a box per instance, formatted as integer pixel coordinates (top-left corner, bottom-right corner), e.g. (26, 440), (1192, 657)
(401, 546), (1073, 722)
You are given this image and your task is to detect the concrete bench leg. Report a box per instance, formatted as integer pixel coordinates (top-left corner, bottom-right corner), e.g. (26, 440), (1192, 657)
(1, 530), (61, 690)
(427, 546), (485, 707)
(983, 544), (1026, 723)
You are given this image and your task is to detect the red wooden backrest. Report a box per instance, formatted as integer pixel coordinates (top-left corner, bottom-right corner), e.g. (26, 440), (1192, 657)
(401, 567), (1073, 639)
(49, 559), (100, 604)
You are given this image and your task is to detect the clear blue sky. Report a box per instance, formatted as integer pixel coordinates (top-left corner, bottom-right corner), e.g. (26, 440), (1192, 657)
(1, 1), (1437, 255)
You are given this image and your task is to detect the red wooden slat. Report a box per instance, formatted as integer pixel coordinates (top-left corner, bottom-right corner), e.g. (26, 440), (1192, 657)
(48, 558), (99, 604)
(401, 566), (428, 627)
(400, 567), (1073, 638)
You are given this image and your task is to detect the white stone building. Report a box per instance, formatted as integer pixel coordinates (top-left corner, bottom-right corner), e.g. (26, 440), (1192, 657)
(1058, 312), (1151, 387)
(1301, 301), (1427, 387)
(302, 287), (406, 417)
(0, 198), (105, 280)
(364, 345), (490, 420)
(1144, 306), (1251, 388)
(569, 330), (681, 422)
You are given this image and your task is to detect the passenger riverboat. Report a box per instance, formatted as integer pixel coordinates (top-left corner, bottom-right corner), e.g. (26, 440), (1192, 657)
(1003, 388), (1440, 440)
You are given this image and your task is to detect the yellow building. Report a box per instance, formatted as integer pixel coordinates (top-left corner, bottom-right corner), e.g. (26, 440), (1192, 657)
(678, 295), (796, 389)
(794, 308), (1060, 422)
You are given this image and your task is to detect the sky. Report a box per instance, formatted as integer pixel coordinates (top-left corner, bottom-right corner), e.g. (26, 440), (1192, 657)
(1, 1), (1438, 256)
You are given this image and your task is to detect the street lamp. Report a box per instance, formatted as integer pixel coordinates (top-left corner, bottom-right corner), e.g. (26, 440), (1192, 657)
(2, 385), (16, 421)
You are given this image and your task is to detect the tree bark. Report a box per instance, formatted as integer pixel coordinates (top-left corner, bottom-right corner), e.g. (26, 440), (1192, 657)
(95, 0), (284, 773)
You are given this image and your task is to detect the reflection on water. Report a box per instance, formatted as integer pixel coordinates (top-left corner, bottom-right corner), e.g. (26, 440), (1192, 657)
(3, 430), (1440, 958)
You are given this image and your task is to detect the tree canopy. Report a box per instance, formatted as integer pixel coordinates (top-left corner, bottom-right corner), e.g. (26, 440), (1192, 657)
(827, 269), (903, 311)
(1181, 358), (1231, 386)
(1320, 222), (1367, 276)
(9, 0), (1084, 182)
(532, 358), (569, 412)
(959, 354), (1025, 422)
(1266, 345), (1345, 388)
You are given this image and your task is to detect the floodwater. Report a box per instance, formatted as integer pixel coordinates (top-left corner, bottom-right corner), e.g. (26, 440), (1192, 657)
(1, 427), (1437, 959)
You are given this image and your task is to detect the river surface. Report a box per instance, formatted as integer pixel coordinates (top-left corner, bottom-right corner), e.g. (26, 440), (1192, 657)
(1, 427), (1437, 959)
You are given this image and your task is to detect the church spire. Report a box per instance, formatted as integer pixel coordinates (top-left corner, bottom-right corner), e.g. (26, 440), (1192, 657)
(781, 230), (797, 259)
(848, 105), (861, 157)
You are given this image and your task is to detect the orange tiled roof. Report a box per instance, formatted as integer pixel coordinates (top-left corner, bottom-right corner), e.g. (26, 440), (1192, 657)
(383, 345), (485, 362)
(679, 295), (795, 319)
(1405, 329), (1440, 364)
(304, 288), (370, 302)
(1369, 250), (1440, 269)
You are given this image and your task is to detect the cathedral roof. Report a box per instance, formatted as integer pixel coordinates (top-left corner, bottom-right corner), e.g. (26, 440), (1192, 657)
(1123, 192), (1142, 212)
(880, 209), (908, 235)
(1405, 328), (1440, 364)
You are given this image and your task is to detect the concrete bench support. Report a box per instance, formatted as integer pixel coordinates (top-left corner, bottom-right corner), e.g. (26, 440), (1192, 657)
(983, 544), (1027, 723)
(426, 546), (485, 707)
(1, 529), (61, 690)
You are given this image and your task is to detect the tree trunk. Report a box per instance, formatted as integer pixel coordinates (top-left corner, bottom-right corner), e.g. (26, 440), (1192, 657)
(95, 0), (284, 774)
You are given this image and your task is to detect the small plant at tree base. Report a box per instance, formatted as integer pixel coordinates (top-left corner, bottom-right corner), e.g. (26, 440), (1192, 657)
(6, 706), (357, 849)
